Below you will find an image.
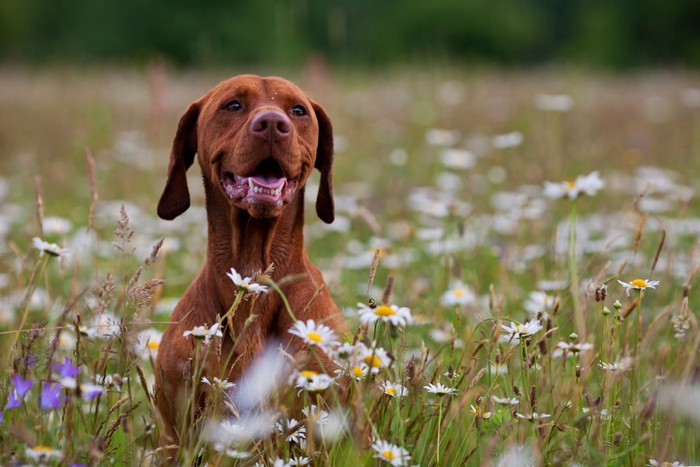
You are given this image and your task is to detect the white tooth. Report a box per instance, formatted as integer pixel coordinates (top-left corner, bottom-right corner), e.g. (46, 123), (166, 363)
(248, 179), (254, 189)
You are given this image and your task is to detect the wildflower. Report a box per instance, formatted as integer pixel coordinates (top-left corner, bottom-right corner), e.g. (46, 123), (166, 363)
(288, 319), (339, 354)
(357, 343), (392, 372)
(535, 93), (574, 112)
(25, 445), (63, 461)
(205, 414), (276, 446)
(492, 131), (524, 149)
(302, 404), (330, 424)
(357, 302), (413, 327)
(275, 418), (306, 444)
(32, 237), (69, 258)
(492, 395), (519, 405)
(346, 364), (369, 380)
(295, 371), (335, 394)
(5, 375), (33, 410)
(440, 148), (476, 169)
(648, 460), (684, 467)
(424, 382), (457, 396)
(553, 341), (594, 358)
(135, 328), (163, 359)
(425, 128), (460, 146)
(598, 358), (634, 373)
(289, 457), (312, 466)
(516, 412), (551, 421)
(544, 171), (604, 200)
(380, 381), (408, 398)
(183, 322), (223, 345)
(617, 278), (660, 296)
(500, 320), (543, 344)
(54, 357), (79, 379)
(40, 382), (64, 411)
(42, 216), (73, 235)
(79, 383), (105, 400)
(371, 439), (412, 466)
(201, 376), (235, 391)
(440, 282), (476, 307)
(523, 291), (558, 316)
(470, 404), (492, 419)
(212, 444), (250, 459)
(226, 268), (268, 294)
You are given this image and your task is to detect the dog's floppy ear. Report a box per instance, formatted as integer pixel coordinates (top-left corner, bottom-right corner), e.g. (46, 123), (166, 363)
(311, 100), (335, 224)
(157, 101), (200, 220)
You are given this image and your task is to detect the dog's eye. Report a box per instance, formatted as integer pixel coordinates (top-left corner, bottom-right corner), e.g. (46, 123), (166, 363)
(223, 100), (242, 112)
(290, 105), (307, 117)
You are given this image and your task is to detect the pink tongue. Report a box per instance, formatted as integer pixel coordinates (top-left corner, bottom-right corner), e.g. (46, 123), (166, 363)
(250, 176), (286, 189)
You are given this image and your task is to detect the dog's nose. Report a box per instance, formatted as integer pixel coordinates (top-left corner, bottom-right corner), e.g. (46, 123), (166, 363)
(249, 110), (292, 141)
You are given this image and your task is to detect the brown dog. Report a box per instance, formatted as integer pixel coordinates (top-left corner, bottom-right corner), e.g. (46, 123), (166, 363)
(154, 75), (345, 446)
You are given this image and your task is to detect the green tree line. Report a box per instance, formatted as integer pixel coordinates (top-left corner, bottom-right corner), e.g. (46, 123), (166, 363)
(1, 0), (699, 68)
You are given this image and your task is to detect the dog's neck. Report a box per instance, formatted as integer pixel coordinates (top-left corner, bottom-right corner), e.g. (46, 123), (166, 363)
(203, 183), (306, 286)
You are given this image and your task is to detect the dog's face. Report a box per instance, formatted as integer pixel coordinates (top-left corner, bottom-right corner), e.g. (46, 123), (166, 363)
(157, 75), (334, 223)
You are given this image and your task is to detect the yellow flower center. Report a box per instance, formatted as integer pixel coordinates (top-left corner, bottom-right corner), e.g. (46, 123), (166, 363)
(374, 305), (396, 317)
(514, 324), (525, 333)
(352, 367), (365, 377)
(148, 341), (159, 350)
(364, 355), (383, 368)
(372, 247), (388, 258)
(300, 370), (318, 378)
(631, 279), (648, 288)
(567, 180), (576, 189)
(454, 289), (465, 297)
(382, 450), (396, 461)
(307, 331), (323, 343)
(386, 387), (396, 396)
(33, 446), (53, 453)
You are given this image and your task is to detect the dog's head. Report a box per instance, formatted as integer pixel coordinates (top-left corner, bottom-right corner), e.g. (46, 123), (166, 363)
(157, 75), (334, 223)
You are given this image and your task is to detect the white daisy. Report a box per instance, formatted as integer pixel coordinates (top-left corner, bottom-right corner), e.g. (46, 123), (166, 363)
(598, 358), (635, 373)
(553, 341), (594, 358)
(648, 459), (684, 467)
(523, 291), (558, 315)
(302, 404), (330, 425)
(500, 320), (544, 344)
(183, 322), (223, 345)
(357, 303), (413, 326)
(25, 445), (63, 461)
(226, 267), (268, 294)
(380, 381), (408, 398)
(201, 376), (235, 391)
(288, 319), (339, 354)
(32, 237), (69, 258)
(492, 395), (519, 405)
(617, 278), (660, 296)
(294, 370), (335, 394)
(357, 343), (392, 372)
(134, 328), (163, 359)
(275, 418), (306, 444)
(212, 444), (249, 459)
(440, 282), (476, 307)
(516, 412), (551, 421)
(423, 382), (457, 396)
(371, 439), (412, 466)
(470, 404), (492, 419)
(543, 171), (605, 200)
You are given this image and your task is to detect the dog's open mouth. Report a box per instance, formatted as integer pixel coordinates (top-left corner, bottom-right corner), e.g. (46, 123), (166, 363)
(222, 158), (298, 207)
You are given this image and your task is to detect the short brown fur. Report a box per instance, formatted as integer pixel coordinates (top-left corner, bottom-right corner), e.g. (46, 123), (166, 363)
(154, 75), (345, 447)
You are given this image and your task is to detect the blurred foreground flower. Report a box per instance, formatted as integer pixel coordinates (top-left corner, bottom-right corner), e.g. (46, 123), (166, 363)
(40, 382), (64, 411)
(371, 439), (412, 466)
(543, 171), (604, 200)
(617, 278), (660, 296)
(32, 237), (69, 258)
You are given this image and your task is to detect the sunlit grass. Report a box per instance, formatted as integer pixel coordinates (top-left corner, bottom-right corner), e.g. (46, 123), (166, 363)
(0, 66), (699, 465)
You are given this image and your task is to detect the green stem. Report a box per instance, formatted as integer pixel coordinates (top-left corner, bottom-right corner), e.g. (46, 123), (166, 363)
(568, 199), (585, 337)
(437, 397), (444, 464)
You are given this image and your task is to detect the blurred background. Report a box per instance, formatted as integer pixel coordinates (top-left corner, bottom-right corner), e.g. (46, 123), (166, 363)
(2, 0), (700, 68)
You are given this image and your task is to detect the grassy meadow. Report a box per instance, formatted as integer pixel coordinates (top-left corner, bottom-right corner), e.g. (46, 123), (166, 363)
(0, 65), (699, 466)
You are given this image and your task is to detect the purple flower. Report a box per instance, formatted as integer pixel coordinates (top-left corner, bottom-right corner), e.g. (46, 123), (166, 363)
(4, 375), (33, 411)
(5, 391), (21, 410)
(12, 375), (33, 398)
(54, 357), (79, 379)
(40, 382), (64, 411)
